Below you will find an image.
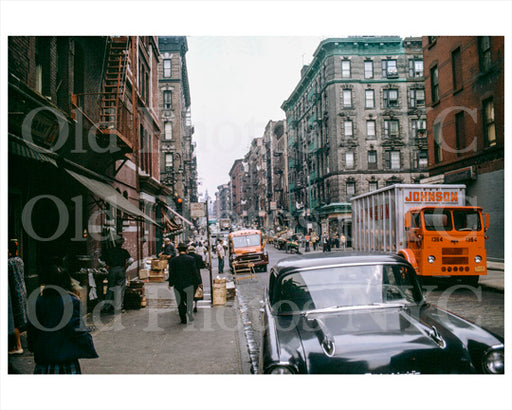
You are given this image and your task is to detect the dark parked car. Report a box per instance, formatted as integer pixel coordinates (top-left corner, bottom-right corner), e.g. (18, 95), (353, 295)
(259, 252), (504, 374)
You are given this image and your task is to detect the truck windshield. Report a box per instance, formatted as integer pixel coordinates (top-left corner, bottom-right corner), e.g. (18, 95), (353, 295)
(453, 210), (481, 231)
(423, 209), (452, 231)
(232, 234), (261, 248)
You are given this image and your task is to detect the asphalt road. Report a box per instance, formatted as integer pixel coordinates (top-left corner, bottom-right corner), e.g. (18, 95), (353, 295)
(234, 244), (504, 373)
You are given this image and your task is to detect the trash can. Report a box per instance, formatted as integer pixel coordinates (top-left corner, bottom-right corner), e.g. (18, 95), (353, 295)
(212, 277), (227, 306)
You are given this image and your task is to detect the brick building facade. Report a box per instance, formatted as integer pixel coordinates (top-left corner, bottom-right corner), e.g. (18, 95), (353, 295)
(422, 36), (504, 260)
(8, 36), (167, 295)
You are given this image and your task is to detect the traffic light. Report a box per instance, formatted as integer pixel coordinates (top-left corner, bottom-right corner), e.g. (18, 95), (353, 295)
(176, 197), (183, 213)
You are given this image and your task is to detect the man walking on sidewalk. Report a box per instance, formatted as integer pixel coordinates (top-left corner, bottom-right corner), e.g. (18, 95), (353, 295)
(101, 237), (131, 314)
(168, 243), (202, 324)
(216, 239), (225, 274)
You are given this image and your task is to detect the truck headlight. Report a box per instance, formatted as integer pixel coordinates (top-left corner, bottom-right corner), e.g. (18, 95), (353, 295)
(428, 255), (436, 264)
(474, 255), (482, 264)
(268, 365), (295, 374)
(482, 347), (504, 374)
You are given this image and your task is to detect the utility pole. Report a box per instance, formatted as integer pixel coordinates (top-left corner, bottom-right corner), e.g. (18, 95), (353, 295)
(205, 199), (213, 304)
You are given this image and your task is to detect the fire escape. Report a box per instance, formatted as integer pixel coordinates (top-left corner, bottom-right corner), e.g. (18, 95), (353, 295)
(71, 36), (134, 159)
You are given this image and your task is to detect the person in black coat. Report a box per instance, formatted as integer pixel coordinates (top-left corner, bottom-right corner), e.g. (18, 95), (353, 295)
(187, 246), (204, 313)
(168, 243), (202, 324)
(27, 265), (98, 374)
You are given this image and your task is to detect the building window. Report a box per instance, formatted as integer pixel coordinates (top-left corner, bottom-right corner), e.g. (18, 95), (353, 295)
(163, 59), (172, 78)
(418, 150), (428, 169)
(382, 59), (398, 78)
(479, 36), (492, 72)
(365, 90), (375, 108)
(433, 122), (443, 162)
(164, 122), (173, 140)
(409, 59), (424, 78)
(344, 120), (353, 137)
(364, 60), (374, 79)
(409, 89), (425, 108)
(483, 97), (496, 147)
(163, 90), (172, 109)
(430, 65), (439, 104)
(366, 120), (376, 139)
(341, 60), (351, 78)
(455, 111), (466, 155)
(384, 120), (399, 138)
(345, 151), (354, 169)
(386, 150), (401, 170)
(412, 150), (428, 169)
(369, 181), (378, 192)
(411, 119), (427, 139)
(342, 89), (352, 108)
(383, 89), (399, 108)
(346, 181), (356, 197)
(428, 36), (437, 45)
(451, 47), (463, 91)
(368, 150), (377, 169)
(165, 153), (173, 172)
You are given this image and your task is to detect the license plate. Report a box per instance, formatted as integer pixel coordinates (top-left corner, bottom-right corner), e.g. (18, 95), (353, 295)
(475, 266), (486, 272)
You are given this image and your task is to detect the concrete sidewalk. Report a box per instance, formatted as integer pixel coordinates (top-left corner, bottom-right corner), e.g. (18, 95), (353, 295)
(8, 268), (249, 375)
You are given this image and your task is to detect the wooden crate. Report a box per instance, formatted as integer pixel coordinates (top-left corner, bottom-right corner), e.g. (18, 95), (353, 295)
(149, 270), (165, 283)
(151, 259), (168, 270)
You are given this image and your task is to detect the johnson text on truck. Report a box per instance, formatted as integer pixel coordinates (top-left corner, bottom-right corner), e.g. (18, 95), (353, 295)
(351, 184), (488, 286)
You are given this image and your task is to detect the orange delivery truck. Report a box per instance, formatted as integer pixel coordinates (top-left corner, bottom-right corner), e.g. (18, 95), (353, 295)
(351, 184), (489, 286)
(228, 229), (269, 272)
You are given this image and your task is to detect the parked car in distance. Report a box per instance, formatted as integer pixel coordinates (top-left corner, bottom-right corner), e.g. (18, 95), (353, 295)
(259, 252), (504, 374)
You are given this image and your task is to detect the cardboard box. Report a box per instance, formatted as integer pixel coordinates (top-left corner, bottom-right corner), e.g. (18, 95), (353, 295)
(151, 259), (167, 271)
(139, 269), (149, 279)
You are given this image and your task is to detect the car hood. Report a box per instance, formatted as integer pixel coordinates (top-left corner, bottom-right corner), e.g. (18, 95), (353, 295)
(294, 307), (471, 374)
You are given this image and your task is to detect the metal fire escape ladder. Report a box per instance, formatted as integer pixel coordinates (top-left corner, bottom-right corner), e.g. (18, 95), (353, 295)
(100, 36), (130, 130)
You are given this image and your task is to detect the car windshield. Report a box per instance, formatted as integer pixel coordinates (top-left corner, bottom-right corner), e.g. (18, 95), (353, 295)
(232, 234), (260, 248)
(423, 209), (452, 231)
(273, 264), (422, 314)
(453, 210), (481, 231)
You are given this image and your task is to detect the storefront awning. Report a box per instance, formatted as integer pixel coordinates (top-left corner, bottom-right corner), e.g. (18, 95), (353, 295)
(163, 204), (194, 227)
(65, 168), (161, 227)
(9, 134), (57, 167)
(161, 208), (183, 232)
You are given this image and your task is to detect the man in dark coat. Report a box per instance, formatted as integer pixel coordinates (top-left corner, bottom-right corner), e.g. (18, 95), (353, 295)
(101, 237), (131, 314)
(168, 243), (202, 324)
(187, 246), (204, 313)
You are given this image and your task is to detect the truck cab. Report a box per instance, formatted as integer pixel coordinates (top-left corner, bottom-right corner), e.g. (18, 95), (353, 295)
(403, 206), (489, 285)
(228, 229), (269, 272)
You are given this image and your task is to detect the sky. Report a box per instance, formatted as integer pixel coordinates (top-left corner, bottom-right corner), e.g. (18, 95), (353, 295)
(187, 36), (324, 198)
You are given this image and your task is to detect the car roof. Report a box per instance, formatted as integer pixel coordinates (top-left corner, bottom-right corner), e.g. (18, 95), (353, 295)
(271, 252), (410, 278)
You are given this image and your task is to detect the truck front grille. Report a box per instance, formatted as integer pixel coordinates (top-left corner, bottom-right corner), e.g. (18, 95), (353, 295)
(441, 248), (469, 265)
